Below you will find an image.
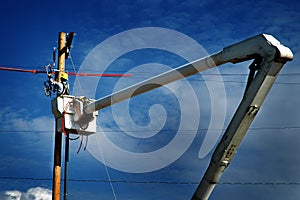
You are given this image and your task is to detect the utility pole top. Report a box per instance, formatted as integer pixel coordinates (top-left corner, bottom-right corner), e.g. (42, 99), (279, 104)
(56, 32), (66, 83)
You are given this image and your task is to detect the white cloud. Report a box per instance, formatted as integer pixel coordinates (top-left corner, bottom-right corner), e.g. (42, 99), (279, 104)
(2, 187), (51, 200)
(0, 107), (54, 132)
(3, 190), (21, 200)
(23, 187), (51, 200)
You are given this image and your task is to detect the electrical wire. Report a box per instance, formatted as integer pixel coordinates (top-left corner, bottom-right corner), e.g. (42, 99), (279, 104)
(69, 135), (80, 140)
(1, 64), (300, 85)
(84, 135), (88, 151)
(0, 65), (131, 77)
(0, 126), (300, 134)
(1, 176), (300, 186)
(76, 136), (83, 154)
(66, 51), (120, 198)
(6, 64), (298, 77)
(68, 53), (84, 95)
(1, 64), (299, 76)
(96, 137), (118, 200)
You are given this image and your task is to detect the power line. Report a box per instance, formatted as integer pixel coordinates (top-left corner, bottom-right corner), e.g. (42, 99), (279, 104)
(218, 181), (300, 185)
(0, 126), (300, 134)
(2, 64), (300, 85)
(186, 79), (300, 85)
(2, 64), (300, 77)
(1, 176), (300, 186)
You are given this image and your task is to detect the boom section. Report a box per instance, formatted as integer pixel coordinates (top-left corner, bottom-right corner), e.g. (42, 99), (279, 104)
(84, 34), (292, 114)
(82, 34), (293, 199)
(191, 35), (292, 199)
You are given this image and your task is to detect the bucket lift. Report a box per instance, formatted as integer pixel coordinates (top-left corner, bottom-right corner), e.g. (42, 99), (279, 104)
(51, 95), (98, 135)
(51, 33), (293, 199)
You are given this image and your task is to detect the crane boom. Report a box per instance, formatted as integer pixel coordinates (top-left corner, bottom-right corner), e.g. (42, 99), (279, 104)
(84, 34), (292, 114)
(52, 34), (293, 199)
(84, 52), (221, 114)
(191, 35), (292, 200)
(83, 34), (292, 199)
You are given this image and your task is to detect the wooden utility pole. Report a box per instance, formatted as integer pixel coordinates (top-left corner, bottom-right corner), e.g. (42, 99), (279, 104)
(52, 32), (66, 200)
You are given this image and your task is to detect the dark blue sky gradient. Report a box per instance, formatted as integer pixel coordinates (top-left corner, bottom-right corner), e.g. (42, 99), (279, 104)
(0, 0), (299, 199)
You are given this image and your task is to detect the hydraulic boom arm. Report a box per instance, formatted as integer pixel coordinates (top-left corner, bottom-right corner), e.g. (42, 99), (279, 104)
(190, 35), (292, 200)
(84, 34), (292, 114)
(84, 34), (293, 199)
(55, 34), (293, 199)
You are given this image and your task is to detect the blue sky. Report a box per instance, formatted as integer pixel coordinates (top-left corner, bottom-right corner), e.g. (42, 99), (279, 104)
(0, 0), (300, 199)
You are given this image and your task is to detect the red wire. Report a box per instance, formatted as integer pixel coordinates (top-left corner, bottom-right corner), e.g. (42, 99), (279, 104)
(0, 66), (132, 77)
(67, 72), (132, 77)
(0, 66), (38, 74)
